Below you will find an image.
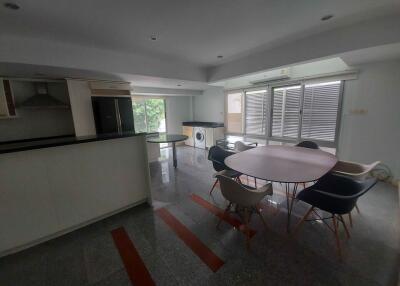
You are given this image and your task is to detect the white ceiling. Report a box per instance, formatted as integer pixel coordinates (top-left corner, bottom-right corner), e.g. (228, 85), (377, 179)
(1, 0), (399, 67)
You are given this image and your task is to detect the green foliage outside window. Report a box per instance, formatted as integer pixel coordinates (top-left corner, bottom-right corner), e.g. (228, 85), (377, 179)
(132, 98), (166, 133)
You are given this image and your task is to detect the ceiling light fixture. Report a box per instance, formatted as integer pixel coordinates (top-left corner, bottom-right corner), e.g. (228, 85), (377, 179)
(321, 14), (333, 21)
(3, 2), (20, 10)
(150, 35), (157, 41)
(217, 55), (223, 59)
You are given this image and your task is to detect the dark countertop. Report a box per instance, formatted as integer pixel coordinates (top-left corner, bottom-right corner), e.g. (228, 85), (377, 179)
(147, 134), (188, 143)
(182, 121), (224, 128)
(0, 132), (145, 154)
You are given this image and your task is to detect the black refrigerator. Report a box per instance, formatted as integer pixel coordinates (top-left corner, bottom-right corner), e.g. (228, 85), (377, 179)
(91, 97), (135, 134)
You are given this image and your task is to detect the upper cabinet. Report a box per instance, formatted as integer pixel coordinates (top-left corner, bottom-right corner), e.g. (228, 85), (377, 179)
(0, 79), (16, 118)
(89, 81), (131, 96)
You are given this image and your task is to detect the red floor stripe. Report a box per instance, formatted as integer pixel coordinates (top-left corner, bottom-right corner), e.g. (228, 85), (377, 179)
(190, 194), (256, 238)
(111, 227), (155, 286)
(156, 208), (224, 272)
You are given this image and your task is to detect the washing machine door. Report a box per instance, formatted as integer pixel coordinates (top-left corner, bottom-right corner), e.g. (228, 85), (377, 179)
(195, 130), (205, 142)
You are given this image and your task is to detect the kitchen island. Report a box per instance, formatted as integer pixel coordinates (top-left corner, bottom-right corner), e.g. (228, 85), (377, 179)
(0, 132), (152, 256)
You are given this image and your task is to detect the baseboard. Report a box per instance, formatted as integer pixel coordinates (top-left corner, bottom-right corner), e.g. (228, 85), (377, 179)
(0, 199), (149, 258)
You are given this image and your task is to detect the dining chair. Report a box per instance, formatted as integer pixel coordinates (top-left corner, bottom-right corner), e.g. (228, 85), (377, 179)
(293, 173), (377, 258)
(233, 141), (258, 187)
(295, 140), (319, 189)
(216, 174), (273, 250)
(296, 140), (319, 149)
(208, 146), (242, 195)
(234, 141), (256, 152)
(331, 160), (380, 225)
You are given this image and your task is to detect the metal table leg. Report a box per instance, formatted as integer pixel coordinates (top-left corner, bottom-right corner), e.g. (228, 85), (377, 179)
(172, 142), (177, 168)
(285, 182), (299, 233)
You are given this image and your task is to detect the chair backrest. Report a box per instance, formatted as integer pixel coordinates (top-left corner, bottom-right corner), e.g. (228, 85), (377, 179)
(216, 174), (272, 207)
(332, 160), (380, 180)
(208, 146), (235, 172)
(296, 140), (319, 149)
(312, 174), (377, 214)
(234, 141), (255, 152)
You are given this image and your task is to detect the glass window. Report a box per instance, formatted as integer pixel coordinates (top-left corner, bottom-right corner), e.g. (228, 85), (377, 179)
(132, 98), (166, 133)
(226, 92), (243, 133)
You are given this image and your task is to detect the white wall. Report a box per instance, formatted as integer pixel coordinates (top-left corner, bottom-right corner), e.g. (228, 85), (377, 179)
(193, 87), (224, 122)
(0, 80), (75, 142)
(165, 96), (193, 134)
(338, 60), (400, 181)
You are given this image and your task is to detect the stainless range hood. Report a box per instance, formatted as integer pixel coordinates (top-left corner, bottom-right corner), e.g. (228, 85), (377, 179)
(18, 82), (70, 109)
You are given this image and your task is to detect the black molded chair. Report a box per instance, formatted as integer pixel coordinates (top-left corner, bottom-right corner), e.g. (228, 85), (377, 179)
(208, 146), (241, 195)
(296, 140), (319, 149)
(294, 173), (377, 257)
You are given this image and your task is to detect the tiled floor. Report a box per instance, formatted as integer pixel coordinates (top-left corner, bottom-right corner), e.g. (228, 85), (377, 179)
(0, 146), (399, 285)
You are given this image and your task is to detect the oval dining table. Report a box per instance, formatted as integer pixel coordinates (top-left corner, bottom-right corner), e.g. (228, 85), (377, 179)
(225, 145), (338, 231)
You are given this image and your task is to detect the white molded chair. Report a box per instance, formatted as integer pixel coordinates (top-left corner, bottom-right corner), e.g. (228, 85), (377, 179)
(332, 160), (380, 180)
(234, 141), (258, 186)
(234, 141), (256, 152)
(216, 174), (273, 249)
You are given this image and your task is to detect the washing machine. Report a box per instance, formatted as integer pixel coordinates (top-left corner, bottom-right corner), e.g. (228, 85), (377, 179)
(194, 127), (206, 149)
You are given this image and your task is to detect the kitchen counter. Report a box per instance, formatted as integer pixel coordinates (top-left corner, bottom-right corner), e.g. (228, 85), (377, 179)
(182, 121), (224, 128)
(0, 134), (152, 256)
(0, 132), (144, 154)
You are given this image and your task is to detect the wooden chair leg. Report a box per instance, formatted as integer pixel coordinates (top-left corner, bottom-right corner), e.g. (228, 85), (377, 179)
(293, 206), (314, 235)
(244, 208), (251, 250)
(348, 212), (353, 228)
(217, 203), (232, 229)
(209, 179), (218, 195)
(355, 204), (361, 214)
(332, 215), (342, 258)
(339, 215), (351, 239)
(255, 207), (269, 231)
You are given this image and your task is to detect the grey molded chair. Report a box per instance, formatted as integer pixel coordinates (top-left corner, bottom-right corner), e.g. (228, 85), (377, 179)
(208, 146), (241, 195)
(216, 174), (273, 249)
(294, 173), (377, 258)
(296, 140), (319, 149)
(332, 160), (380, 225)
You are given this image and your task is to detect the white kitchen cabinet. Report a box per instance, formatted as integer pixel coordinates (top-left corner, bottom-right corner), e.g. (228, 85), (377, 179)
(205, 127), (224, 148)
(182, 126), (194, 146)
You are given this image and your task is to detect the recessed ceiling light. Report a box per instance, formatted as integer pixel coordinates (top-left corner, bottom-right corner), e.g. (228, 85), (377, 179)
(3, 2), (20, 10)
(217, 55), (223, 59)
(321, 14), (334, 21)
(150, 35), (157, 41)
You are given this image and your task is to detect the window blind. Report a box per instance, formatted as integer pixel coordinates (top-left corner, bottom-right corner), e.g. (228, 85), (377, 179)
(301, 81), (341, 142)
(245, 89), (267, 135)
(271, 85), (301, 138)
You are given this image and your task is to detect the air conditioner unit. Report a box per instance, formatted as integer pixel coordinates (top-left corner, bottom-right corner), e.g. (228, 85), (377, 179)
(250, 68), (291, 85)
(89, 81), (131, 95)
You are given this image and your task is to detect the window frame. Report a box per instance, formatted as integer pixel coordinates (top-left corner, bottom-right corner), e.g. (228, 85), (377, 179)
(268, 80), (344, 148)
(131, 96), (167, 134)
(244, 87), (268, 137)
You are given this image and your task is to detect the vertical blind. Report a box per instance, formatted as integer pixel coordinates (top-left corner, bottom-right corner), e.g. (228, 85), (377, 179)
(245, 89), (267, 135)
(271, 85), (301, 138)
(301, 81), (341, 142)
